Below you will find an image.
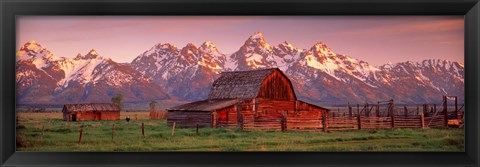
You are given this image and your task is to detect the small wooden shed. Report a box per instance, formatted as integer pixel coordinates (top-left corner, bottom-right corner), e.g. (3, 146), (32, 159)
(167, 68), (329, 128)
(62, 103), (120, 121)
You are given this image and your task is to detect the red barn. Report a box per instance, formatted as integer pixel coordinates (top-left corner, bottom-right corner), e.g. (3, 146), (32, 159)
(62, 103), (120, 121)
(167, 68), (329, 128)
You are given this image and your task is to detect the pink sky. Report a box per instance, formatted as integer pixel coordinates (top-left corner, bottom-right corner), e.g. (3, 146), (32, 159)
(17, 16), (464, 65)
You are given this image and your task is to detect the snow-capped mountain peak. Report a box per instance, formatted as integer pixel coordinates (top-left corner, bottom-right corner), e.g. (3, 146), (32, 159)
(140, 43), (179, 60)
(21, 40), (43, 52)
(16, 40), (60, 66)
(249, 31), (264, 40)
(278, 41), (299, 52)
(180, 43), (199, 60)
(84, 49), (101, 59)
(244, 32), (272, 51)
(16, 40), (172, 104)
(88, 49), (98, 56)
(200, 41), (219, 53)
(311, 42), (334, 56)
(153, 43), (178, 51)
(201, 41), (216, 48)
(72, 49), (103, 60)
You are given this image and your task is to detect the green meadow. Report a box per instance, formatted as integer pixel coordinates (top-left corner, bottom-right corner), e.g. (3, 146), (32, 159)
(16, 112), (464, 152)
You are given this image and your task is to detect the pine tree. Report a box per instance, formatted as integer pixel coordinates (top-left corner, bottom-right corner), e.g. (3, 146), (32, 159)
(149, 100), (158, 111)
(111, 93), (124, 110)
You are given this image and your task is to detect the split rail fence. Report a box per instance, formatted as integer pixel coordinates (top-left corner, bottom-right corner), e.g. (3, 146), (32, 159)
(232, 96), (463, 132)
(237, 113), (448, 132)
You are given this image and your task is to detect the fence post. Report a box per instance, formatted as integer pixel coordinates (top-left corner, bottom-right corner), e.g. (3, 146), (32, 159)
(423, 104), (426, 114)
(443, 102), (448, 127)
(357, 104), (360, 117)
(78, 127), (83, 144)
(420, 112), (425, 128)
(171, 122), (176, 137)
(237, 104), (242, 129)
(357, 108), (362, 130)
(196, 124), (199, 135)
(416, 105), (419, 115)
(363, 104), (366, 116)
(348, 103), (352, 118)
(376, 102), (380, 117)
(141, 122), (145, 138)
(135, 114), (138, 121)
(391, 115), (395, 128)
(322, 112), (328, 132)
(211, 112), (216, 128)
(366, 103), (369, 117)
(284, 110), (289, 132)
(112, 124), (115, 142)
(39, 125), (44, 144)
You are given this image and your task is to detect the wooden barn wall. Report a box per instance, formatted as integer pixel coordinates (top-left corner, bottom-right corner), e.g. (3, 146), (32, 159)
(256, 99), (295, 118)
(100, 111), (120, 120)
(215, 105), (238, 123)
(167, 110), (213, 127)
(257, 70), (296, 100)
(63, 111), (69, 121)
(65, 111), (94, 121)
(63, 111), (120, 121)
(295, 101), (328, 115)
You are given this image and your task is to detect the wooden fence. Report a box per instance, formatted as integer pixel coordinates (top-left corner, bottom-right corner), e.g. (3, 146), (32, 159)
(149, 110), (167, 120)
(239, 113), (448, 132)
(327, 117), (358, 131)
(212, 97), (461, 132)
(243, 118), (283, 132)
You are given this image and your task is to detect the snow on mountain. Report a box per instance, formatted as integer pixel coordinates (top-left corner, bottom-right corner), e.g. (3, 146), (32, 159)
(271, 41), (303, 71)
(17, 32), (464, 105)
(16, 41), (172, 104)
(228, 32), (274, 70)
(129, 32), (464, 104)
(293, 42), (381, 89)
(131, 41), (226, 101)
(375, 59), (464, 103)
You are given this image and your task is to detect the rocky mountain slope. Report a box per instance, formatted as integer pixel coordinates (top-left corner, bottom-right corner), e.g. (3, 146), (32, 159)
(16, 40), (171, 104)
(17, 32), (464, 105)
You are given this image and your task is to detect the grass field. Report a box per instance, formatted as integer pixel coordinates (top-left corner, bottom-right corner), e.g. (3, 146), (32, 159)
(16, 112), (464, 152)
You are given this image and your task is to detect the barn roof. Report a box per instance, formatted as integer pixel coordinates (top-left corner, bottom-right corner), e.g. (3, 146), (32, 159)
(297, 100), (331, 111)
(168, 99), (240, 112)
(208, 68), (281, 99)
(63, 103), (120, 112)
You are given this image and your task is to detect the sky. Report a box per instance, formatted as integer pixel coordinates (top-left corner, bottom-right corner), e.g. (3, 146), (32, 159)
(17, 16), (464, 65)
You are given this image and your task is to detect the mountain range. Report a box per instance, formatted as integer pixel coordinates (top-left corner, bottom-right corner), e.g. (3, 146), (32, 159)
(16, 32), (464, 106)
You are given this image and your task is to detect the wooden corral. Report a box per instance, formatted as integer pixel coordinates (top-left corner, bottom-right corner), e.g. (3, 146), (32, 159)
(167, 68), (330, 130)
(62, 103), (120, 121)
(149, 110), (167, 120)
(323, 96), (464, 131)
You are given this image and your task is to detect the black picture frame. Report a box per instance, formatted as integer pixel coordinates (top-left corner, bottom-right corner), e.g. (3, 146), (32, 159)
(1, 0), (479, 166)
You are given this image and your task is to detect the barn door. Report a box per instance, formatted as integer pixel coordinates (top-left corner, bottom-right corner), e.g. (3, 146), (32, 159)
(96, 112), (102, 120)
(71, 114), (77, 121)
